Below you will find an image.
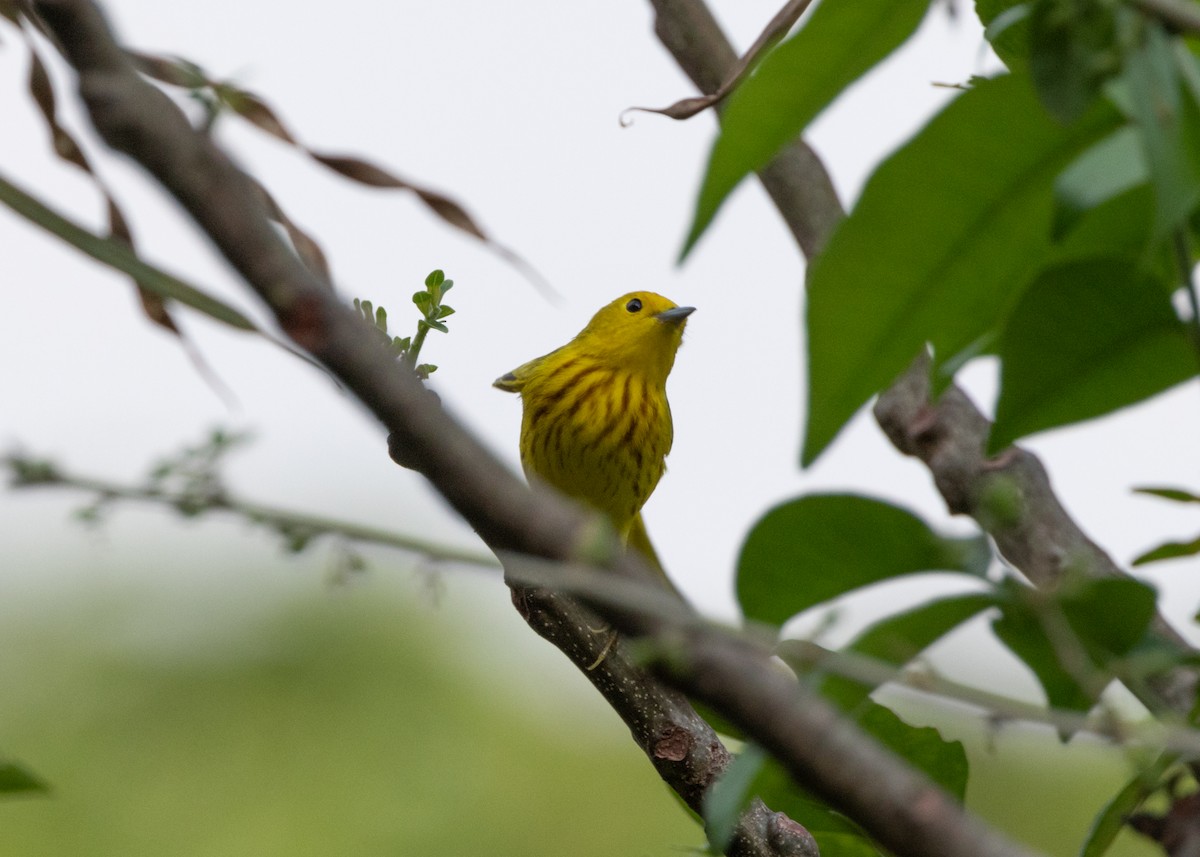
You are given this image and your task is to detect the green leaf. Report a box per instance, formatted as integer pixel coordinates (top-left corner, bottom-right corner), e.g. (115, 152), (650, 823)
(737, 494), (990, 626)
(412, 291), (432, 306)
(858, 703), (968, 801)
(1132, 534), (1200, 566)
(1119, 26), (1200, 240)
(1080, 752), (1173, 857)
(437, 305), (456, 319)
(680, 0), (934, 258)
(802, 74), (1119, 465)
(978, 0), (1033, 70)
(703, 744), (769, 852)
(1052, 126), (1147, 238)
(1028, 0), (1121, 123)
(1063, 577), (1159, 658)
(820, 593), (997, 711)
(425, 268), (445, 288)
(0, 761), (48, 795)
(990, 258), (1198, 450)
(0, 171), (257, 332)
(1134, 486), (1200, 503)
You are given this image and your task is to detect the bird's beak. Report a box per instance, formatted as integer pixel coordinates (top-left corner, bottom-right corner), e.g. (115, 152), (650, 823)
(655, 306), (696, 323)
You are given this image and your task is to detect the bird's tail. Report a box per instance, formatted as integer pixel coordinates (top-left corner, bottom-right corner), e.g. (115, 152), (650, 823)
(627, 513), (681, 598)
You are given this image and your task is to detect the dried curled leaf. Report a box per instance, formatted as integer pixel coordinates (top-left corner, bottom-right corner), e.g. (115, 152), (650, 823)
(17, 16), (181, 334)
(622, 0), (814, 123)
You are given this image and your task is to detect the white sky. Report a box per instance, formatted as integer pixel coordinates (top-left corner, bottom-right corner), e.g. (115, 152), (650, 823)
(2, 0), (1199, 701)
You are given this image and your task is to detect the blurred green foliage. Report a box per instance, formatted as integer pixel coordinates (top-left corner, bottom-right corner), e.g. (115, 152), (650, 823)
(0, 574), (700, 857)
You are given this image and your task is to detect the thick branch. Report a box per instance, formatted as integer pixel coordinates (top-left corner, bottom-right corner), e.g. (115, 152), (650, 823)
(874, 356), (1198, 714)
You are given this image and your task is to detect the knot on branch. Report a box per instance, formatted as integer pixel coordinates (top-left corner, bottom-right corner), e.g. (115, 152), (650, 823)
(652, 725), (691, 762)
(766, 810), (820, 857)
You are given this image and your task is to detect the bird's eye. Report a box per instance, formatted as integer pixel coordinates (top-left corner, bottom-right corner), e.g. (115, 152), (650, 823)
(626, 298), (643, 313)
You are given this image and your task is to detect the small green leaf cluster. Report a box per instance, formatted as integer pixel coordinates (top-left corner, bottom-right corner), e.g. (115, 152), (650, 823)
(353, 298), (410, 357)
(706, 492), (1176, 857)
(354, 269), (455, 381)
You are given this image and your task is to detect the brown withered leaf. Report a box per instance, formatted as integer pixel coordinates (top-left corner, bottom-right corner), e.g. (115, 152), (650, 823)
(123, 51), (538, 275)
(221, 88), (298, 145)
(126, 50), (207, 89)
(622, 0), (814, 123)
(19, 21), (182, 335)
(311, 152), (488, 241)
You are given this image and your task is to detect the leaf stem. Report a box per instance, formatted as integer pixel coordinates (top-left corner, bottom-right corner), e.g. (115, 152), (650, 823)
(404, 322), (432, 373)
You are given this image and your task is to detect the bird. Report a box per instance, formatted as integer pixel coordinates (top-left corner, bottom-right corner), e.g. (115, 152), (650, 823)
(494, 291), (694, 593)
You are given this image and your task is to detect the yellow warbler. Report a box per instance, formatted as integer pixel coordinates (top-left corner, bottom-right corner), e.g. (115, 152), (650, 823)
(494, 291), (694, 589)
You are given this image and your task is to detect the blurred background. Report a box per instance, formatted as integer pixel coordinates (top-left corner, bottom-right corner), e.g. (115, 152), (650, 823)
(1, 1), (1196, 854)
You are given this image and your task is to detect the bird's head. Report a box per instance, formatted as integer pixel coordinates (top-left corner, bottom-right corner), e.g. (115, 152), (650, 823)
(576, 291), (695, 382)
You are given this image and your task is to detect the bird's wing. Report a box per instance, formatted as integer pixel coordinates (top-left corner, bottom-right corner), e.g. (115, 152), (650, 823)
(492, 349), (556, 393)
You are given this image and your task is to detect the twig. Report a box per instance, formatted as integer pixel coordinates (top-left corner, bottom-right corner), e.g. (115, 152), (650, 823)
(4, 453), (499, 569)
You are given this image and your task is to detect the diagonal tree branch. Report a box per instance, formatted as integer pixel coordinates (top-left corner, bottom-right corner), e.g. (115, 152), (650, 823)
(29, 1), (1041, 855)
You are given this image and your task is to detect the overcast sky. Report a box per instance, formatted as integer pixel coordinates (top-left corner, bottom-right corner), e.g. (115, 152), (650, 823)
(3, 0), (1199, 693)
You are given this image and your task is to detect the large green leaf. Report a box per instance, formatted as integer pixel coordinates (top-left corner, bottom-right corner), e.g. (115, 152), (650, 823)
(802, 74), (1119, 465)
(737, 494), (990, 626)
(990, 258), (1198, 450)
(819, 593), (998, 711)
(681, 0), (933, 258)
